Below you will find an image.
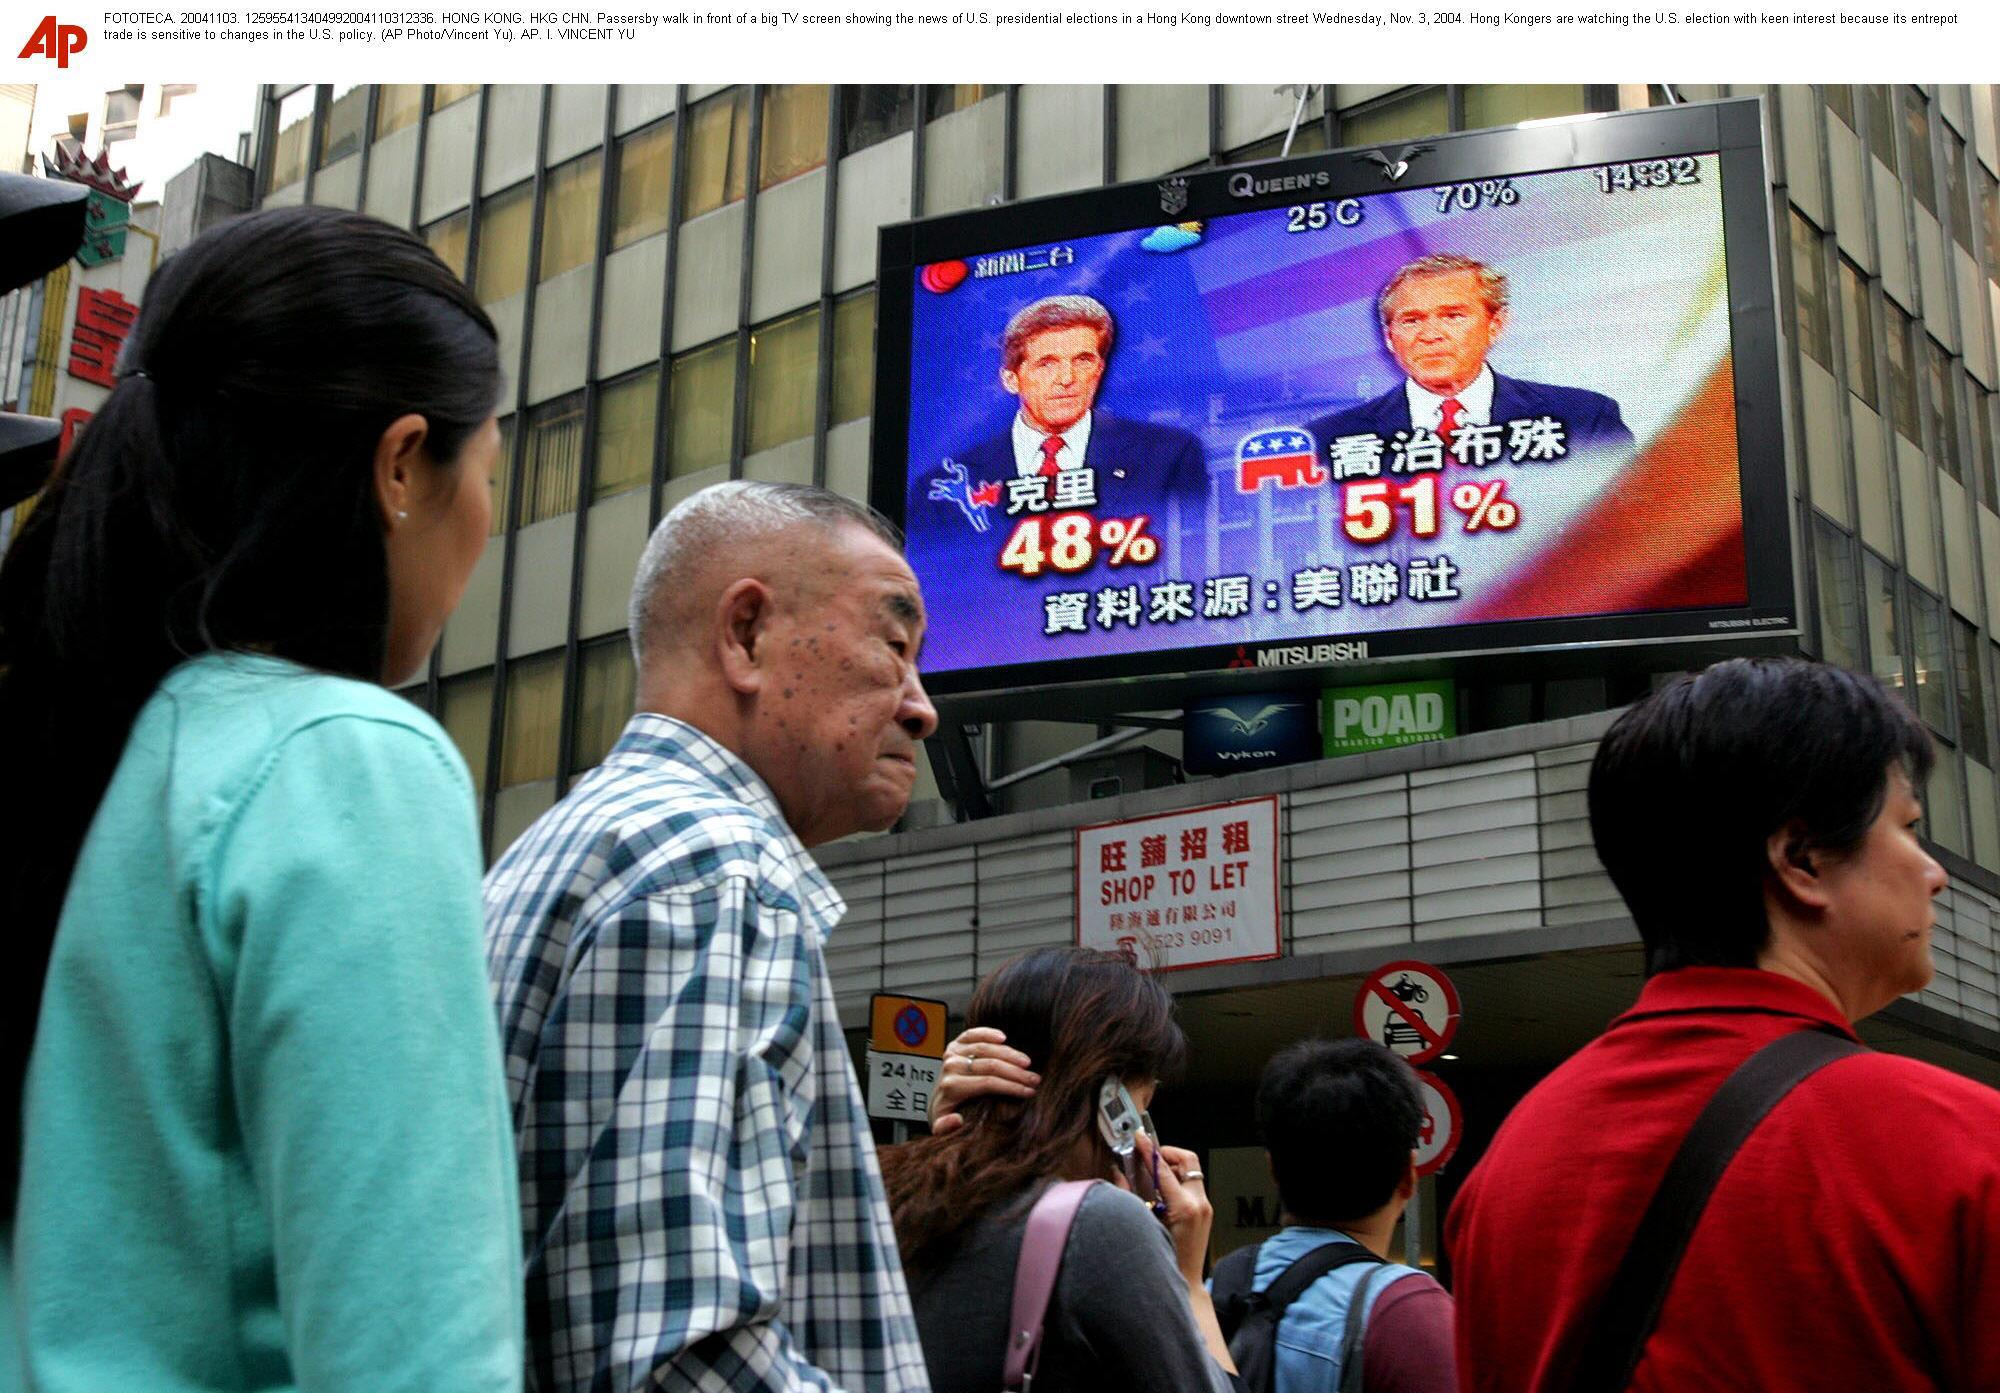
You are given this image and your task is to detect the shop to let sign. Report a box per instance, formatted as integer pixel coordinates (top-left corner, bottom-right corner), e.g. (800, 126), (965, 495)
(1075, 795), (1280, 972)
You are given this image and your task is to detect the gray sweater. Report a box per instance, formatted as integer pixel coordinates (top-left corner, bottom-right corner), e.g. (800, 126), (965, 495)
(906, 1180), (1236, 1393)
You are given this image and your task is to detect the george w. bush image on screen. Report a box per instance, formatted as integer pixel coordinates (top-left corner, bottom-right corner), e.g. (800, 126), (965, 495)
(1306, 253), (1634, 464)
(931, 294), (1207, 520)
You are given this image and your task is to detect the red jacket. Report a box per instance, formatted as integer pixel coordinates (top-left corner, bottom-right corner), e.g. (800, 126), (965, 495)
(1445, 968), (2000, 1392)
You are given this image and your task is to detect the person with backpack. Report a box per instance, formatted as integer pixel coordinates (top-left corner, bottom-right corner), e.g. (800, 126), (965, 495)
(1211, 1040), (1456, 1393)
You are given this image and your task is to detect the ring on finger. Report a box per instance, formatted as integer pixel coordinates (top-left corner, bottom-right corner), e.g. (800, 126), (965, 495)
(1179, 1170), (1204, 1181)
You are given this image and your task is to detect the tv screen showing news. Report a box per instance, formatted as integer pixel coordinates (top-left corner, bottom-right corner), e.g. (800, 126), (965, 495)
(873, 99), (1795, 701)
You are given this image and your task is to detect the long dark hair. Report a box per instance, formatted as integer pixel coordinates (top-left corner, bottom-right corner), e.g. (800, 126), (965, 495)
(0, 205), (500, 1207)
(882, 947), (1186, 1275)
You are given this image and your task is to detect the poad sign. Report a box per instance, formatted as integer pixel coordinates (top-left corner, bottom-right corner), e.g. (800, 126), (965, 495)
(1076, 795), (1280, 972)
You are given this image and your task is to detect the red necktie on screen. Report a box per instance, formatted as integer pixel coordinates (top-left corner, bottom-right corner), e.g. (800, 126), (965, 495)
(1038, 435), (1066, 477)
(1438, 397), (1464, 447)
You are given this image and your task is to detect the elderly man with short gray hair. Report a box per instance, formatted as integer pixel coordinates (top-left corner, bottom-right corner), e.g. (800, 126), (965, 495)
(485, 480), (939, 1393)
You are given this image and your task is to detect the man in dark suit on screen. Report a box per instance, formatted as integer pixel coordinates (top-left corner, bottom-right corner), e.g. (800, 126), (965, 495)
(934, 294), (1207, 524)
(1306, 253), (1633, 467)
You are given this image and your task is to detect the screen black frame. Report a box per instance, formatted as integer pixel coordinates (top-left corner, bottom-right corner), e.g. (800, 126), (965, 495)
(872, 97), (1796, 711)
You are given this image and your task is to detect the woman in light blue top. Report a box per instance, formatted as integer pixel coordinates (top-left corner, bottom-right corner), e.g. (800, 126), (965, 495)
(0, 206), (522, 1392)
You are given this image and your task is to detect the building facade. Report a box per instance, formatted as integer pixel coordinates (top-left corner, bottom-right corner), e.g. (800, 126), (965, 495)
(242, 82), (2000, 1267)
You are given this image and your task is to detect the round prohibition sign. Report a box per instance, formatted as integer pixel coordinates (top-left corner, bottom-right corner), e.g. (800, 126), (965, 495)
(893, 1005), (931, 1051)
(1352, 959), (1461, 1066)
(1411, 1070), (1462, 1177)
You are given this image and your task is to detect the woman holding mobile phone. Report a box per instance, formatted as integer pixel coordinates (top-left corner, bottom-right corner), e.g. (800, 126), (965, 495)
(882, 946), (1237, 1393)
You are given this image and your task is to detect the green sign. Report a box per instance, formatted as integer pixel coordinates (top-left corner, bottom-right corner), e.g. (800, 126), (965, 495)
(1321, 680), (1457, 756)
(77, 190), (131, 268)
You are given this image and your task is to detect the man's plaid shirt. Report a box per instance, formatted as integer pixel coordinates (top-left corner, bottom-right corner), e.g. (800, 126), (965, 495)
(484, 715), (931, 1393)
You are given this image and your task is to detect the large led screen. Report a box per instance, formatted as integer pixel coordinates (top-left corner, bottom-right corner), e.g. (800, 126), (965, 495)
(875, 100), (1794, 700)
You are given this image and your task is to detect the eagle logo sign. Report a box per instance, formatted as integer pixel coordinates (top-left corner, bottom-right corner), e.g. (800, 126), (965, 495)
(1210, 704), (1288, 738)
(1356, 144), (1435, 183)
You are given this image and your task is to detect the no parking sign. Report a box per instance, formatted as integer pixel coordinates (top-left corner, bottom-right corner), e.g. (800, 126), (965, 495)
(1352, 960), (1461, 1065)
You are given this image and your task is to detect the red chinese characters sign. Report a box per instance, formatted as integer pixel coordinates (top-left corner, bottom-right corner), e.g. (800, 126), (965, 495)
(1076, 795), (1280, 972)
(67, 287), (139, 388)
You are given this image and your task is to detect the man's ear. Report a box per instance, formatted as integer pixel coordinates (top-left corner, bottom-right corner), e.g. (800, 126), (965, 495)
(1766, 820), (1833, 911)
(1398, 1153), (1418, 1202)
(372, 412), (430, 528)
(1000, 366), (1020, 397)
(716, 577), (774, 696)
(1487, 307), (1508, 343)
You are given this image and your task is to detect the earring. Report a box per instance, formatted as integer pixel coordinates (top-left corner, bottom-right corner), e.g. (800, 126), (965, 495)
(396, 510), (409, 521)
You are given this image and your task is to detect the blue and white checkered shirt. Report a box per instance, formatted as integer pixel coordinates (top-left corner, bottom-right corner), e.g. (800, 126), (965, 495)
(485, 714), (931, 1393)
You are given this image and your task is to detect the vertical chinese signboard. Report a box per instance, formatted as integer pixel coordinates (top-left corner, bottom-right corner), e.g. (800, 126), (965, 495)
(1076, 795), (1281, 972)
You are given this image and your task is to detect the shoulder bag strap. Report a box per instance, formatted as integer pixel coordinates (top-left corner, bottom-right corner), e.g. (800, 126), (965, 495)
(1259, 1239), (1381, 1317)
(1002, 1179), (1098, 1392)
(1563, 1026), (1866, 1393)
(1334, 1263), (1392, 1393)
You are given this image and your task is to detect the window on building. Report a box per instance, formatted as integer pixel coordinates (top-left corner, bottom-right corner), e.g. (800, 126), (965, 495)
(760, 84), (828, 189)
(1953, 616), (1989, 766)
(1340, 88), (1448, 148)
(570, 636), (636, 773)
(1980, 168), (2000, 287)
(1788, 211), (1832, 371)
(158, 83), (196, 118)
(925, 85), (1000, 123)
(1865, 85), (1898, 172)
(431, 84), (480, 112)
(593, 368), (658, 501)
(1462, 85), (1590, 129)
(1226, 123), (1329, 164)
(1838, 258), (1877, 408)
(1866, 551), (1905, 695)
(1811, 515), (1863, 672)
(1902, 87), (1936, 216)
(612, 117), (674, 251)
(423, 209), (471, 280)
(1929, 750), (1968, 855)
(438, 669), (494, 793)
(375, 84), (423, 139)
(103, 84), (143, 145)
(1909, 585), (1951, 733)
(473, 180), (534, 304)
(1942, 130), (1974, 255)
(491, 415), (516, 535)
(1823, 83), (1855, 131)
(830, 289), (875, 427)
(319, 83), (365, 168)
(1927, 340), (1962, 481)
(840, 86), (914, 157)
(539, 153), (601, 283)
(1885, 304), (1921, 445)
(682, 88), (749, 221)
(519, 392), (585, 526)
(269, 86), (315, 193)
(1975, 386), (1997, 510)
(745, 308), (820, 456)
(500, 651), (566, 789)
(668, 339), (737, 476)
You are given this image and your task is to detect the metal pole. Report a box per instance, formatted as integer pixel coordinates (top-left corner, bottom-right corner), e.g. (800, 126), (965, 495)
(1403, 1182), (1423, 1267)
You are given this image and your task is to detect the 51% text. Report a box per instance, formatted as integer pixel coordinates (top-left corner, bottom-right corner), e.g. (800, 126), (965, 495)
(1343, 477), (1519, 544)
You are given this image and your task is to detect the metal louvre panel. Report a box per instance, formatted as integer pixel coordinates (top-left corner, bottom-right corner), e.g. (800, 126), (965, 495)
(1538, 743), (1623, 926)
(1410, 756), (1543, 940)
(882, 847), (977, 1003)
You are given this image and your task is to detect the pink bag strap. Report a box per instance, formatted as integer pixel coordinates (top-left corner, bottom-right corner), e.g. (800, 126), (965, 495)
(1001, 1179), (1098, 1392)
